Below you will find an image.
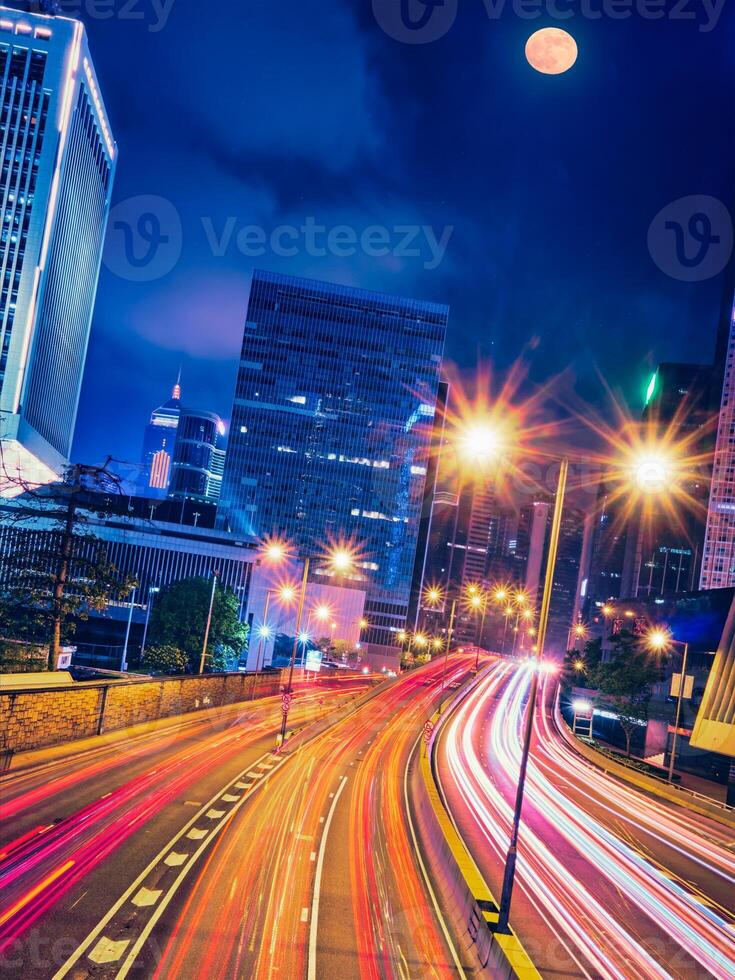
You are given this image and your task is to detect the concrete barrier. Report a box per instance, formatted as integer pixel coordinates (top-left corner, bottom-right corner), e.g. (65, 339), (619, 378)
(0, 670), (284, 753)
(410, 705), (540, 979)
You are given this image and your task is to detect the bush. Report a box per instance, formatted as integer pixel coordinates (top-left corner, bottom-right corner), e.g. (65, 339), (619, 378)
(0, 639), (47, 673)
(207, 644), (241, 672)
(143, 645), (189, 675)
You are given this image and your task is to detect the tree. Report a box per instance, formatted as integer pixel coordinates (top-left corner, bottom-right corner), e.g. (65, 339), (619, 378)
(588, 632), (661, 756)
(562, 637), (602, 690)
(0, 461), (137, 669)
(143, 645), (189, 675)
(147, 577), (249, 671)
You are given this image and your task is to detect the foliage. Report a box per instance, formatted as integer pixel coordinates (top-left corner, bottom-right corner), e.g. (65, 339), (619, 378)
(0, 638), (47, 673)
(208, 644), (242, 672)
(588, 631), (662, 756)
(562, 637), (602, 689)
(0, 464), (137, 669)
(142, 645), (189, 675)
(148, 577), (249, 671)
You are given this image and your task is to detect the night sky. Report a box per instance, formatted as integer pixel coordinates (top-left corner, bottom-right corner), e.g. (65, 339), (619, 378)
(71, 0), (734, 468)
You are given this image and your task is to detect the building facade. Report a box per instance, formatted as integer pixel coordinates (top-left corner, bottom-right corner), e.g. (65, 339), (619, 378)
(139, 379), (182, 497)
(701, 301), (735, 589)
(0, 6), (115, 489)
(217, 270), (448, 656)
(168, 408), (226, 504)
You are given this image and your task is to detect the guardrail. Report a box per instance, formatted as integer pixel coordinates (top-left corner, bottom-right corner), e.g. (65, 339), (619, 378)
(409, 698), (540, 979)
(554, 694), (735, 828)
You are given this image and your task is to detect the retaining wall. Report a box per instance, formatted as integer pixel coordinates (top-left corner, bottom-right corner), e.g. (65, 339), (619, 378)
(0, 671), (283, 753)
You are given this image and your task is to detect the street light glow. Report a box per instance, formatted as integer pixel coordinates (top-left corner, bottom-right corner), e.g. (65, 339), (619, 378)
(314, 604), (332, 622)
(457, 420), (504, 466)
(257, 624), (273, 640)
(278, 584), (297, 604)
(424, 585), (444, 607)
(634, 453), (671, 494)
(646, 627), (672, 654)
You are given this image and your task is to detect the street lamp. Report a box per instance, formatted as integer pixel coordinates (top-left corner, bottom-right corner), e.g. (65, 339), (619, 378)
(264, 539), (356, 745)
(496, 458), (569, 934)
(140, 585), (160, 661)
(646, 627), (690, 784)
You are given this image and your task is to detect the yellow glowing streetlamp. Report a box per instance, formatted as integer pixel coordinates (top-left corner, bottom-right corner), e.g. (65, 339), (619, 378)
(260, 536), (360, 745)
(645, 626), (690, 784)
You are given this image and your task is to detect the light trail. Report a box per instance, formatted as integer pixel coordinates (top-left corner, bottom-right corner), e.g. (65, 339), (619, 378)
(439, 662), (735, 979)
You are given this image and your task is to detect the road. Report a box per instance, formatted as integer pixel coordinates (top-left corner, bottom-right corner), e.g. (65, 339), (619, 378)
(0, 676), (367, 977)
(435, 659), (735, 980)
(1, 657), (475, 979)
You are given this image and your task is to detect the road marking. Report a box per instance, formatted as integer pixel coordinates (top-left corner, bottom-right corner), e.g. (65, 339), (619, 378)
(131, 888), (162, 908)
(186, 828), (207, 841)
(205, 808), (225, 819)
(310, 851), (316, 862)
(301, 907), (309, 922)
(164, 852), (188, 867)
(234, 782), (249, 790)
(88, 937), (130, 965)
(248, 772), (264, 779)
(184, 801), (201, 807)
(52, 749), (282, 980)
(308, 776), (348, 980)
(260, 762), (275, 770)
(222, 794), (240, 803)
(100, 792), (112, 799)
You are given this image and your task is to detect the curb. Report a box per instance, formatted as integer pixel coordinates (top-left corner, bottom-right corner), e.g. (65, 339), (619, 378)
(553, 695), (735, 830)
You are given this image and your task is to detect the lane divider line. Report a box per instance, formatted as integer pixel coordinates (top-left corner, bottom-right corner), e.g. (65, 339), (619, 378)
(307, 776), (348, 980)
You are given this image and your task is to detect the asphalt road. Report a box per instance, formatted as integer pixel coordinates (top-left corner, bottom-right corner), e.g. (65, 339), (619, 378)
(435, 660), (735, 980)
(1, 658), (476, 980)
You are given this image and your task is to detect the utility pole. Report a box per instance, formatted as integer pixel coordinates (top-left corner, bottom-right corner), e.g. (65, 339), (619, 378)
(49, 464), (82, 670)
(438, 598), (458, 714)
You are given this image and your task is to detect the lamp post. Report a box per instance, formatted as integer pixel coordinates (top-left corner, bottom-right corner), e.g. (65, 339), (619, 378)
(496, 457), (568, 934)
(140, 585), (160, 661)
(438, 598), (458, 714)
(121, 585), (137, 672)
(198, 571), (219, 675)
(646, 628), (691, 784)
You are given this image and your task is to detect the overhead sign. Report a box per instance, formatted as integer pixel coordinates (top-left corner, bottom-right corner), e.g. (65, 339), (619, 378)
(305, 649), (323, 673)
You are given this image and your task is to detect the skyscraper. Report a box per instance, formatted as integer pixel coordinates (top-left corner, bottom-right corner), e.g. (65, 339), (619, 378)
(701, 299), (735, 588)
(0, 6), (116, 491)
(168, 408), (226, 504)
(139, 378), (182, 497)
(218, 270), (448, 656)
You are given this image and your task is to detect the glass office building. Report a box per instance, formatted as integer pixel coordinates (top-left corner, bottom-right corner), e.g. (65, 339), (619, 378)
(0, 6), (116, 491)
(218, 270), (448, 653)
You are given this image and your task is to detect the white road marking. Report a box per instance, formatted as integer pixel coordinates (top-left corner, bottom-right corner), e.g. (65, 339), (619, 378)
(310, 852), (316, 862)
(164, 852), (188, 867)
(308, 776), (348, 980)
(88, 938), (130, 965)
(186, 828), (207, 841)
(131, 888), (162, 908)
(301, 907), (309, 922)
(205, 808), (225, 819)
(222, 794), (240, 803)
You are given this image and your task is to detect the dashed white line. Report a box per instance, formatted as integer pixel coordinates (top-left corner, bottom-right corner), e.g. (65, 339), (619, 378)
(308, 777), (348, 980)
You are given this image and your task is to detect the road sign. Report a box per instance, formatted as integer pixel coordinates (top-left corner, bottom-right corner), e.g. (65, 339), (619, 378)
(281, 692), (292, 714)
(423, 720), (434, 744)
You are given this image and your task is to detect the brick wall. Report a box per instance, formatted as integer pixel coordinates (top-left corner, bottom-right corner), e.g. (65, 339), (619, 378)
(0, 671), (283, 753)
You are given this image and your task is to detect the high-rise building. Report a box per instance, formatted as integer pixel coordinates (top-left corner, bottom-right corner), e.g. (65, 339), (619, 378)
(0, 6), (115, 491)
(168, 408), (226, 503)
(218, 270), (448, 657)
(139, 379), (182, 498)
(701, 300), (735, 588)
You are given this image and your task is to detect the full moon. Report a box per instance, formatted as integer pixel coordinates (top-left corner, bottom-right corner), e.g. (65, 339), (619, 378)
(525, 28), (578, 75)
